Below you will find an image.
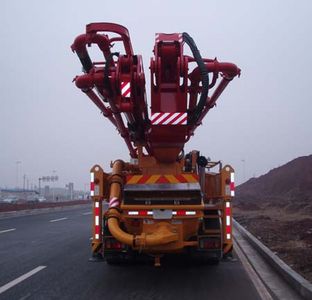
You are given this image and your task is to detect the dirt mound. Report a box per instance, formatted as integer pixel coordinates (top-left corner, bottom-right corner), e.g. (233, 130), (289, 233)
(235, 208), (312, 282)
(234, 154), (312, 282)
(236, 154), (312, 206)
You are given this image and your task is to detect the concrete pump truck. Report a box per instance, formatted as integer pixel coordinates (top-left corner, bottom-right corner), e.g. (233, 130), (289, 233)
(71, 23), (240, 266)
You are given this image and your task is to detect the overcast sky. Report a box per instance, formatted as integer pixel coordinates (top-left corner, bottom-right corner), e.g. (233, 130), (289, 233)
(1, 0), (311, 190)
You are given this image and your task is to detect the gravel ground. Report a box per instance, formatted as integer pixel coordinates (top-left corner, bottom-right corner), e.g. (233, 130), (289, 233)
(234, 206), (312, 283)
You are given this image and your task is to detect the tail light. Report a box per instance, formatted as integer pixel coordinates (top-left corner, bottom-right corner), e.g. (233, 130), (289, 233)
(199, 238), (221, 249)
(104, 238), (126, 250)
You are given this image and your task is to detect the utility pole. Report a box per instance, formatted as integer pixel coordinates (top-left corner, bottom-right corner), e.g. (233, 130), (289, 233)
(38, 177), (42, 195)
(52, 170), (57, 201)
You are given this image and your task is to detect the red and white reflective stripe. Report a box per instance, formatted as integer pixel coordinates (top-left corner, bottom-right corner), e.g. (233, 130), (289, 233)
(94, 201), (100, 240)
(90, 172), (95, 197)
(127, 210), (196, 216)
(178, 33), (183, 43)
(130, 211), (141, 216)
(128, 211), (139, 216)
(121, 81), (131, 97)
(230, 172), (235, 197)
(225, 202), (231, 239)
(109, 197), (119, 208)
(172, 211), (196, 216)
(128, 211), (153, 216)
(185, 211), (196, 216)
(151, 112), (187, 125)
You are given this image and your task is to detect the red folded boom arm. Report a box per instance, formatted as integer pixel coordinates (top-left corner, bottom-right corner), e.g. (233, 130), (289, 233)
(72, 23), (240, 162)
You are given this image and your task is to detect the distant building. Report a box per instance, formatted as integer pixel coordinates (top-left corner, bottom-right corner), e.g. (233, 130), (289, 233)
(0, 188), (38, 201)
(66, 182), (74, 200)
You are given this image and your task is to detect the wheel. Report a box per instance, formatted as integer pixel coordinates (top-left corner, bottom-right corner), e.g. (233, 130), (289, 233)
(205, 257), (220, 265)
(105, 253), (125, 265)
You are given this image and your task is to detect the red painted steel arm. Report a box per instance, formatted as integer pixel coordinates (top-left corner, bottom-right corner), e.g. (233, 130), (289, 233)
(72, 23), (148, 158)
(187, 61), (241, 137)
(83, 89), (116, 127)
(189, 61), (241, 82)
(72, 23), (240, 162)
(71, 33), (111, 68)
(86, 23), (134, 56)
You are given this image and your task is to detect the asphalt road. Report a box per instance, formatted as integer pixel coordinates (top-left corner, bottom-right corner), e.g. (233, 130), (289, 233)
(0, 206), (262, 300)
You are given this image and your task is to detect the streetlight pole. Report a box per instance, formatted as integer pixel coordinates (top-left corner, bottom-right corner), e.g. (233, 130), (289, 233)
(16, 161), (21, 189)
(38, 177), (42, 195)
(52, 170), (56, 201)
(241, 159), (246, 183)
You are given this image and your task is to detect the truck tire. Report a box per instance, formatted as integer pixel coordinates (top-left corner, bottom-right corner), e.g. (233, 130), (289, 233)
(106, 254), (124, 265)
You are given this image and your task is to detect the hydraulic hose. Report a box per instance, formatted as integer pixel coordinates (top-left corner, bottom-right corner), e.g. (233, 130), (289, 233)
(79, 54), (93, 73)
(183, 32), (209, 125)
(71, 35), (93, 72)
(104, 52), (119, 91)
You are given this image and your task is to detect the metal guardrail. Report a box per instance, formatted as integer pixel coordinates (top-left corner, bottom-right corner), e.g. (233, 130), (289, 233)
(234, 219), (312, 300)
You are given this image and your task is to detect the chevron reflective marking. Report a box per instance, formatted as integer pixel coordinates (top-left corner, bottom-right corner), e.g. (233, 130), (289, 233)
(121, 81), (131, 97)
(145, 175), (161, 184)
(151, 112), (170, 124)
(151, 112), (187, 125)
(164, 175), (180, 184)
(126, 174), (199, 184)
(109, 197), (119, 208)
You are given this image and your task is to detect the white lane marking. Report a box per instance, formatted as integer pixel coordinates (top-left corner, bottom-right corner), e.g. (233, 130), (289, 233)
(49, 217), (68, 223)
(0, 228), (16, 234)
(82, 212), (92, 215)
(0, 266), (46, 295)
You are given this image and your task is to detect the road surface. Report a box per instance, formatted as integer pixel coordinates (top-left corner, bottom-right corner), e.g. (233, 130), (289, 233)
(0, 206), (262, 300)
